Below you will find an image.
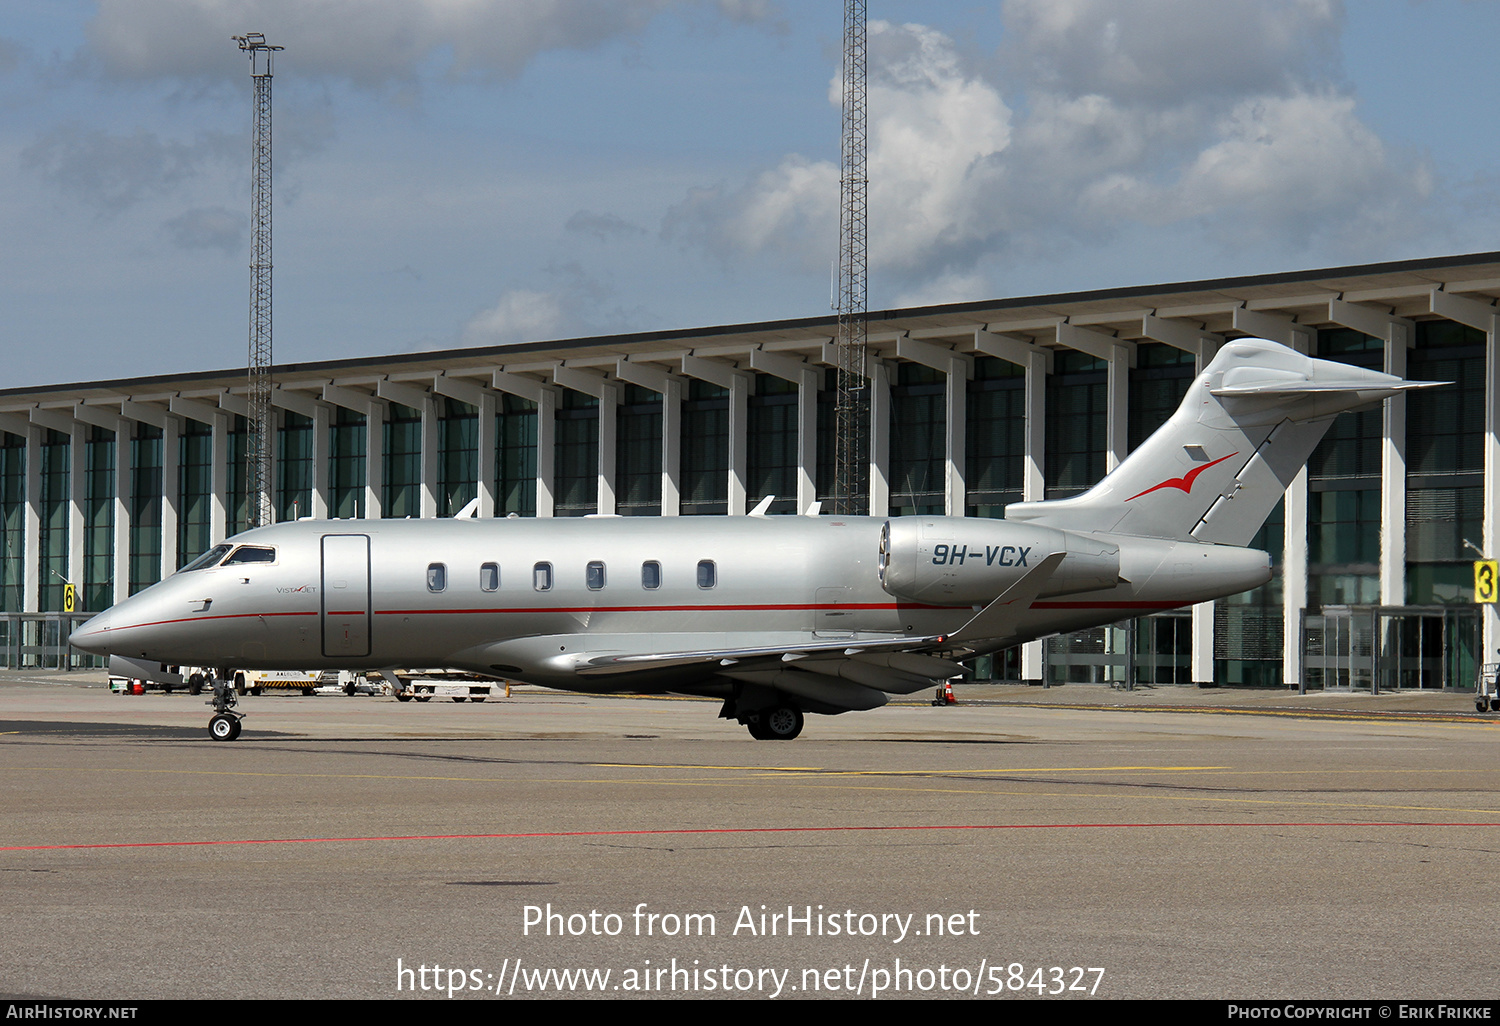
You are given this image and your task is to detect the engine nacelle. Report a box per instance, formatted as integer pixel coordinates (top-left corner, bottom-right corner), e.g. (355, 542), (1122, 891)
(878, 516), (1120, 605)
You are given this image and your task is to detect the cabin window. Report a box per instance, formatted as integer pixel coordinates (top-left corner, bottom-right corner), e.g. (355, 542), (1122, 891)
(533, 562), (553, 591)
(179, 544), (232, 573)
(641, 561), (661, 590)
(480, 562), (499, 592)
(427, 563), (447, 592)
(586, 561), (606, 590)
(697, 560), (716, 589)
(224, 545), (276, 565)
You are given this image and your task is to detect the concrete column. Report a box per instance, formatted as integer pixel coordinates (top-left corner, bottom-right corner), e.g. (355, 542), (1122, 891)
(68, 422), (84, 600)
(311, 403), (330, 519)
(420, 397), (437, 519)
(366, 400), (385, 519)
(537, 387), (557, 518)
(868, 358), (890, 516)
(598, 381), (618, 516)
(114, 423), (129, 606)
(945, 356), (966, 515)
(662, 377), (682, 516)
(1106, 343), (1129, 470)
(1380, 325), (1409, 606)
(728, 374), (747, 515)
(477, 391), (497, 518)
(796, 368), (818, 514)
(1022, 350), (1046, 683)
(23, 423), (39, 613)
(210, 411), (227, 541)
(160, 415), (179, 576)
(1487, 313), (1500, 666)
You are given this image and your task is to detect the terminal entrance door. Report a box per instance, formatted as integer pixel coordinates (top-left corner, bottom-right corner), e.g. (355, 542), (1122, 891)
(1303, 606), (1477, 691)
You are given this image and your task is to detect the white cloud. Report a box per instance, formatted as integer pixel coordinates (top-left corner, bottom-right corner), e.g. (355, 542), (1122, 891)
(86, 0), (780, 85)
(667, 3), (1433, 297)
(464, 288), (573, 345)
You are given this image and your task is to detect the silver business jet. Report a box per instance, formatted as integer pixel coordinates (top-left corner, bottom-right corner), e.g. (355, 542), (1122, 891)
(71, 339), (1438, 740)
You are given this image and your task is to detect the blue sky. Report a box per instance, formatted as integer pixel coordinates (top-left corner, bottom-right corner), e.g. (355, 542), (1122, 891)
(3, 0), (1499, 388)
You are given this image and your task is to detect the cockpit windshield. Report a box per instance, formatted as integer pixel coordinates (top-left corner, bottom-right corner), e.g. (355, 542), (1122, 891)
(178, 544), (233, 574)
(224, 545), (277, 565)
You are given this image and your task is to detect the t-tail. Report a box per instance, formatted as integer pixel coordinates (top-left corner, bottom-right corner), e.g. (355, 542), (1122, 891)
(1004, 338), (1443, 545)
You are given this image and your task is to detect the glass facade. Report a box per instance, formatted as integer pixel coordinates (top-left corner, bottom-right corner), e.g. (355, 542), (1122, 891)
(384, 403), (422, 518)
(496, 395), (537, 516)
(129, 424), (162, 596)
(1128, 343), (1195, 451)
(438, 398), (477, 517)
(0, 432), (24, 612)
(82, 427), (114, 613)
(178, 418), (212, 568)
(965, 355), (1024, 517)
(747, 375), (797, 514)
(681, 379), (727, 516)
(617, 384), (662, 516)
(1046, 350), (1106, 498)
(887, 362), (945, 516)
(1406, 321), (1485, 604)
(277, 411), (313, 523)
(330, 407), (366, 519)
(555, 390), (598, 517)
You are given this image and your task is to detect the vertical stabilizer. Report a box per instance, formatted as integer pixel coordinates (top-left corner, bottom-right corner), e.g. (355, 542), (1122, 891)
(1003, 338), (1441, 545)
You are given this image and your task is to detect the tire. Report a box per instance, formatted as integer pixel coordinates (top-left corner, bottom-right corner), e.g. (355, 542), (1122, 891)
(761, 705), (804, 741)
(227, 718), (242, 741)
(396, 693), (413, 703)
(745, 719), (771, 740)
(234, 672), (247, 696)
(302, 687), (315, 696)
(210, 715), (237, 741)
(1490, 699), (1500, 713)
(187, 673), (204, 696)
(470, 697), (486, 703)
(452, 696), (467, 703)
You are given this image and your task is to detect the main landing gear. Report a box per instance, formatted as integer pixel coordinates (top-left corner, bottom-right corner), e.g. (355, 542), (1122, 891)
(206, 674), (244, 741)
(746, 705), (804, 741)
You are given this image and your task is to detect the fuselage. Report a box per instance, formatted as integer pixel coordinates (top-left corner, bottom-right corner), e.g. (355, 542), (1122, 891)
(71, 514), (1270, 691)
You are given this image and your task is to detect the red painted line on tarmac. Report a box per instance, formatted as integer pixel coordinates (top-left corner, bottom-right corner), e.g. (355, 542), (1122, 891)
(7, 820), (1496, 852)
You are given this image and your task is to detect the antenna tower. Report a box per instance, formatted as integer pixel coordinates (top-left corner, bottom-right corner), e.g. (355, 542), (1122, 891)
(833, 0), (868, 516)
(233, 32), (282, 529)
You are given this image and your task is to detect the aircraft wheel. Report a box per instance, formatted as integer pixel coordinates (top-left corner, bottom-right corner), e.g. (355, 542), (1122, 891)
(745, 719), (772, 740)
(209, 715), (238, 741)
(761, 706), (804, 741)
(396, 693), (412, 703)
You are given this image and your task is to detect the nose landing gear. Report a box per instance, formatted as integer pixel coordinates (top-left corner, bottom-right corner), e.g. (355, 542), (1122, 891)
(207, 676), (244, 741)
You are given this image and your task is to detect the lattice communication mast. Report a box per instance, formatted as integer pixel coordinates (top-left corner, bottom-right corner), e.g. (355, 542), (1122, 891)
(234, 33), (282, 529)
(833, 0), (868, 516)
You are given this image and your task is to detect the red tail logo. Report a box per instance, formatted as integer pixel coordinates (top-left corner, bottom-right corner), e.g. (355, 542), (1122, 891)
(1125, 451), (1238, 502)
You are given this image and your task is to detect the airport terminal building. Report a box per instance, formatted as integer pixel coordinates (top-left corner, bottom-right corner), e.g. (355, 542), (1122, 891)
(5, 251), (1498, 689)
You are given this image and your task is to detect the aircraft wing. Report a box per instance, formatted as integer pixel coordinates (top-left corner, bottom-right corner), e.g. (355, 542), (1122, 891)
(571, 551), (1066, 701)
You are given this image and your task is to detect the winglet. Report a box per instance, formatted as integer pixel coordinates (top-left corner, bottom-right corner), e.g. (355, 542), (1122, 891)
(947, 552), (1066, 645)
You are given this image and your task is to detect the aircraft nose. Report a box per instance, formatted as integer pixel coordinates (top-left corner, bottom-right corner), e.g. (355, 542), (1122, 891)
(69, 610), (117, 655)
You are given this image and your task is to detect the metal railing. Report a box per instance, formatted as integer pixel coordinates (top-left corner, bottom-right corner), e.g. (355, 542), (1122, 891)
(0, 614), (103, 670)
